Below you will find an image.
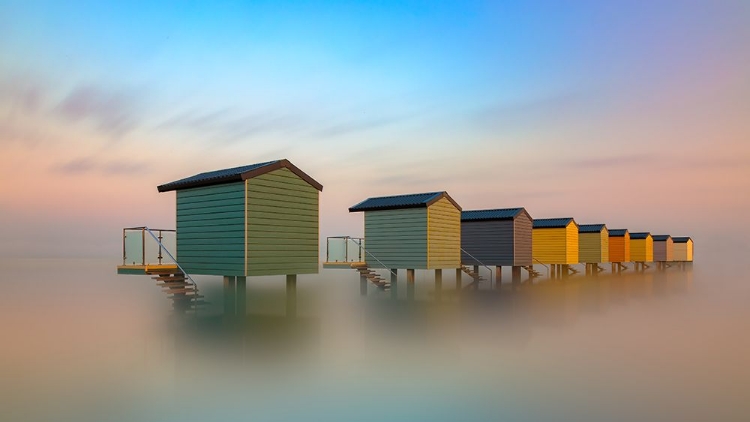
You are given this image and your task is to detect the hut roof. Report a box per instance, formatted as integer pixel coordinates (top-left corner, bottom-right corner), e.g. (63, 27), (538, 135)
(630, 232), (651, 240)
(349, 191), (461, 212)
(533, 218), (576, 229)
(461, 207), (526, 221)
(609, 229), (629, 237)
(579, 224), (607, 233)
(157, 159), (323, 192)
(652, 235), (672, 241)
(672, 237), (692, 243)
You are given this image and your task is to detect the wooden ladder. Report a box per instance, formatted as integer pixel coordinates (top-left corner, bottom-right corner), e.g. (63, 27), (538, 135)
(461, 266), (485, 290)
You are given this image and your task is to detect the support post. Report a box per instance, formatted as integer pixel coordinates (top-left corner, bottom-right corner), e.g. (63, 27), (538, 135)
(360, 274), (368, 296)
(390, 269), (398, 300)
(495, 266), (502, 289)
(223, 276), (236, 316)
(512, 266), (521, 286)
(286, 274), (297, 318)
(562, 264), (569, 279)
(434, 269), (442, 301)
(236, 276), (246, 317)
(406, 269), (415, 301)
(456, 268), (463, 290)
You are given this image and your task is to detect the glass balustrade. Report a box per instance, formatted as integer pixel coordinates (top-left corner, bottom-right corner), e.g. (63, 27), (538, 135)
(326, 236), (364, 263)
(122, 227), (177, 266)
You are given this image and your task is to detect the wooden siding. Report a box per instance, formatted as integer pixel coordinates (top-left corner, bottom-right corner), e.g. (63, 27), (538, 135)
(579, 233), (601, 263)
(533, 223), (578, 265)
(579, 228), (609, 264)
(176, 182), (246, 276)
(609, 233), (631, 262)
(461, 220), (514, 266)
(654, 238), (674, 262)
(631, 236), (654, 262)
(365, 208), (428, 269)
(673, 240), (694, 262)
(245, 167), (319, 276)
(514, 212), (533, 266)
(427, 197), (461, 269)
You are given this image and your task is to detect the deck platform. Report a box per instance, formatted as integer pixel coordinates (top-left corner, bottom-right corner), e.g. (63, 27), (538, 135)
(117, 264), (179, 275)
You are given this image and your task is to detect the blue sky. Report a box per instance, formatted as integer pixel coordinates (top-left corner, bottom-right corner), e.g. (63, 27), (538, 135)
(0, 0), (748, 257)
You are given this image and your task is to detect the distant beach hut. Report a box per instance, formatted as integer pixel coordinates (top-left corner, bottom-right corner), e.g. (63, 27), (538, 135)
(461, 208), (533, 283)
(630, 232), (654, 264)
(672, 237), (694, 262)
(533, 218), (579, 278)
(578, 224), (609, 275)
(608, 229), (631, 264)
(348, 192), (461, 270)
(652, 235), (674, 262)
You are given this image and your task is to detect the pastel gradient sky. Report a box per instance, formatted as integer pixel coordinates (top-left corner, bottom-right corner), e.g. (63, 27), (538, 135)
(0, 0), (748, 258)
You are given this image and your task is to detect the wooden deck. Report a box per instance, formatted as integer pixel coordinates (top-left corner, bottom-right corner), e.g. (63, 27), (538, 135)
(117, 264), (179, 275)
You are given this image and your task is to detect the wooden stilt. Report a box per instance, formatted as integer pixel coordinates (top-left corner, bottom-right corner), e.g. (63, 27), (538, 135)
(286, 274), (297, 318)
(236, 276), (246, 317)
(360, 273), (367, 296)
(435, 269), (442, 301)
(406, 269), (415, 301)
(390, 269), (398, 300)
(562, 264), (569, 279)
(223, 276), (236, 316)
(512, 266), (521, 285)
(455, 268), (462, 290)
(495, 266), (502, 289)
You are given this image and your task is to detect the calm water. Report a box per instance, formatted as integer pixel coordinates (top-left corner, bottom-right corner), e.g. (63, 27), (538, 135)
(1, 257), (749, 421)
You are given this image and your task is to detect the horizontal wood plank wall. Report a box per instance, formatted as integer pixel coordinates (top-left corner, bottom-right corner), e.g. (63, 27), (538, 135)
(533, 227), (568, 264)
(579, 233), (601, 263)
(514, 213), (533, 266)
(654, 238), (673, 262)
(245, 167), (319, 276)
(565, 223), (579, 264)
(600, 228), (610, 263)
(673, 243), (687, 261)
(687, 240), (693, 261)
(631, 236), (654, 262)
(427, 197), (461, 269)
(365, 208), (427, 269)
(176, 182), (245, 275)
(461, 220), (514, 266)
(609, 233), (630, 262)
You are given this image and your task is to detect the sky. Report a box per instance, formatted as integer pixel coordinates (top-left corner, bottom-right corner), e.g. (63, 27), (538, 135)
(0, 0), (748, 259)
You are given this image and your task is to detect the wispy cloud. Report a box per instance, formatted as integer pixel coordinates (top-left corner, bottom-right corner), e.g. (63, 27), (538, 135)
(52, 157), (151, 176)
(314, 114), (409, 137)
(54, 85), (144, 139)
(568, 154), (655, 169)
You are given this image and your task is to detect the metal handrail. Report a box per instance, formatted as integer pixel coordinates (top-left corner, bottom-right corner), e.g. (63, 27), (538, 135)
(533, 258), (550, 278)
(349, 238), (399, 279)
(130, 226), (199, 294)
(460, 248), (494, 287)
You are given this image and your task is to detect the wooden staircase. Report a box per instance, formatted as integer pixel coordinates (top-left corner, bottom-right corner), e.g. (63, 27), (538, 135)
(461, 266), (485, 290)
(145, 268), (207, 312)
(567, 266), (581, 276)
(350, 263), (390, 291)
(523, 265), (542, 279)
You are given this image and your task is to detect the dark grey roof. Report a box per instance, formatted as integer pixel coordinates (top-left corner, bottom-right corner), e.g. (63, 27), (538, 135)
(349, 191), (460, 212)
(630, 232), (651, 240)
(157, 159), (323, 192)
(461, 208), (526, 221)
(672, 236), (692, 243)
(533, 218), (575, 229)
(579, 224), (606, 233)
(652, 235), (671, 241)
(609, 229), (628, 237)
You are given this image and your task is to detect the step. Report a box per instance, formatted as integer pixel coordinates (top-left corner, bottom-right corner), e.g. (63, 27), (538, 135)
(156, 282), (192, 287)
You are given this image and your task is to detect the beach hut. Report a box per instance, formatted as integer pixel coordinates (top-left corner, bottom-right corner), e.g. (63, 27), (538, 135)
(461, 207), (533, 284)
(349, 192), (461, 297)
(608, 229), (631, 263)
(672, 237), (694, 262)
(578, 224), (609, 275)
(532, 218), (579, 278)
(630, 232), (654, 271)
(157, 159), (323, 278)
(349, 192), (461, 270)
(652, 235), (674, 262)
